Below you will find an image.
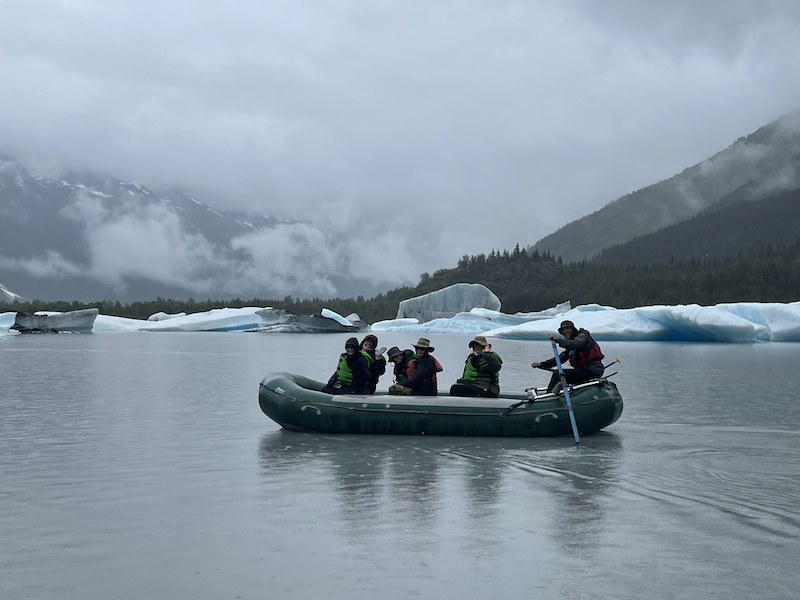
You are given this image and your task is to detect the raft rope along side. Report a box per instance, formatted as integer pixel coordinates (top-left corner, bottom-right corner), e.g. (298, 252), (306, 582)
(259, 382), (298, 402)
(262, 381), (616, 420)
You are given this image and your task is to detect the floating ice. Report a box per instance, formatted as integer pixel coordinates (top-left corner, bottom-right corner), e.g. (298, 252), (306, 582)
(396, 283), (501, 323)
(320, 308), (352, 326)
(93, 307), (266, 332)
(375, 302), (800, 342)
(253, 307), (362, 333)
(148, 312), (187, 321)
(2, 302), (800, 341)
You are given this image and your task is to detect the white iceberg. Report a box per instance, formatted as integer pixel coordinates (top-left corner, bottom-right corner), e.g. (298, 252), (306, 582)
(320, 308), (352, 326)
(3, 301), (800, 342)
(148, 312), (188, 321)
(715, 302), (800, 342)
(374, 301), (800, 342)
(396, 283), (501, 323)
(94, 307), (266, 332)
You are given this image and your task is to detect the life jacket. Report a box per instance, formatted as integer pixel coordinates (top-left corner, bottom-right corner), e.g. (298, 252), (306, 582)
(406, 355), (443, 384)
(361, 350), (374, 366)
(462, 351), (502, 384)
(394, 350), (415, 384)
(335, 354), (354, 385)
(568, 331), (604, 369)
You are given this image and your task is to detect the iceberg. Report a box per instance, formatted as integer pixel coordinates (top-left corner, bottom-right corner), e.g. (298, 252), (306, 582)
(715, 302), (800, 342)
(253, 307), (364, 333)
(94, 307), (266, 332)
(3, 301), (800, 342)
(147, 312), (188, 321)
(11, 308), (99, 333)
(396, 283), (501, 323)
(374, 301), (800, 342)
(372, 303), (573, 334)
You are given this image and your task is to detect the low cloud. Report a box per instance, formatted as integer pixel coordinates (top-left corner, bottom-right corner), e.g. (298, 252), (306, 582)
(2, 1), (800, 288)
(0, 250), (82, 279)
(45, 191), (424, 299)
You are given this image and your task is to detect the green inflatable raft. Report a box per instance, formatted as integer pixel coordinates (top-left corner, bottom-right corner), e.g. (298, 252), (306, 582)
(259, 372), (623, 437)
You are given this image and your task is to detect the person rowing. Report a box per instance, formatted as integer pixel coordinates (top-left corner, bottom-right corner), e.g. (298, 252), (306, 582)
(531, 320), (604, 393)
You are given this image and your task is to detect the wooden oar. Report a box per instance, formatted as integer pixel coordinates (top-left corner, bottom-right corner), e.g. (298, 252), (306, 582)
(551, 340), (580, 445)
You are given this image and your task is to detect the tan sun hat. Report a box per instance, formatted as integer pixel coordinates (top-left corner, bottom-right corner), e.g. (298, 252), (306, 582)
(413, 337), (434, 351)
(468, 335), (489, 348)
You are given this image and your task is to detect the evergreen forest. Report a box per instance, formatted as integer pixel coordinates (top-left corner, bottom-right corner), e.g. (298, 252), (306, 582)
(4, 240), (800, 323)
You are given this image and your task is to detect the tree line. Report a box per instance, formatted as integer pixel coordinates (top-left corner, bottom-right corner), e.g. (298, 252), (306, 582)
(3, 240), (799, 322)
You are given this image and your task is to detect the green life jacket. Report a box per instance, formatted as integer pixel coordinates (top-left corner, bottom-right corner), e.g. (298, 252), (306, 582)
(336, 354), (354, 385)
(462, 351), (502, 384)
(361, 350), (374, 366)
(395, 351), (416, 384)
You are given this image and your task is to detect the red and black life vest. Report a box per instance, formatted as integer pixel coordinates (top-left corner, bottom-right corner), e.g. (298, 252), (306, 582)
(568, 332), (604, 369)
(406, 355), (444, 384)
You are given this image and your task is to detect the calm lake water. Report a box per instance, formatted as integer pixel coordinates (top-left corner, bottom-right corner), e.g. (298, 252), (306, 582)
(1, 332), (799, 600)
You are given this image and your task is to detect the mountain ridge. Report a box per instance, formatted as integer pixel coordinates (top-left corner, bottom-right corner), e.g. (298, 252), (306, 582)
(531, 111), (800, 262)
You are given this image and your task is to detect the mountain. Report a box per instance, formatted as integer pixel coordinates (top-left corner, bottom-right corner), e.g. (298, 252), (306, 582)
(0, 154), (328, 302)
(532, 111), (800, 262)
(592, 186), (800, 265)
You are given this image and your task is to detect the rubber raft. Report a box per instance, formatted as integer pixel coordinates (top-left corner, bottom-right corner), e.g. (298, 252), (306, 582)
(259, 372), (623, 437)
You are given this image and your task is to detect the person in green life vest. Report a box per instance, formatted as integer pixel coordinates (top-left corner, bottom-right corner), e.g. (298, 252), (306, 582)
(387, 346), (415, 385)
(449, 335), (502, 397)
(321, 337), (371, 395)
(359, 334), (387, 394)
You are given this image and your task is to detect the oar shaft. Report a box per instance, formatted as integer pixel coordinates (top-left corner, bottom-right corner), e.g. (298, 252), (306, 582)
(551, 340), (580, 445)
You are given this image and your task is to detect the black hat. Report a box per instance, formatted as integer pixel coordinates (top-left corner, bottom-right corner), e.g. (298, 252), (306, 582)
(558, 320), (576, 334)
(387, 346), (402, 360)
(345, 337), (359, 349)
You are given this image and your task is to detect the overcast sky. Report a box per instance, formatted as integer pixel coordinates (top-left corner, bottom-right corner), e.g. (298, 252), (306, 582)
(2, 0), (800, 290)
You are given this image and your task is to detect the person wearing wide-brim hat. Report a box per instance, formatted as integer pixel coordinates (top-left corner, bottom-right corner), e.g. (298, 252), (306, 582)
(531, 320), (605, 393)
(389, 337), (442, 396)
(387, 345), (416, 387)
(449, 335), (502, 398)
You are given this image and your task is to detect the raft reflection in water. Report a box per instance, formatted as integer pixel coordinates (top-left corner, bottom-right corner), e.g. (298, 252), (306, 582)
(257, 431), (622, 557)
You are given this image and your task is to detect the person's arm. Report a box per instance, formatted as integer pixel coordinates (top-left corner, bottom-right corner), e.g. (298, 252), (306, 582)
(532, 356), (556, 369)
(483, 352), (502, 374)
(354, 354), (372, 381)
(372, 356), (387, 377)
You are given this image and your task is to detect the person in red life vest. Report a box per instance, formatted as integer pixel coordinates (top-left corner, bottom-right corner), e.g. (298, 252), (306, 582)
(322, 337), (371, 395)
(449, 335), (502, 397)
(389, 338), (443, 396)
(531, 320), (604, 393)
(359, 334), (387, 394)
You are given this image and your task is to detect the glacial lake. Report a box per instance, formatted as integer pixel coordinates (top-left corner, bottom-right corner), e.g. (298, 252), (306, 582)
(1, 332), (798, 600)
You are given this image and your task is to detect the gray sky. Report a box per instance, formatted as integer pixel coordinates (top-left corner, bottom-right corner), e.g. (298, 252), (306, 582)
(2, 0), (800, 291)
